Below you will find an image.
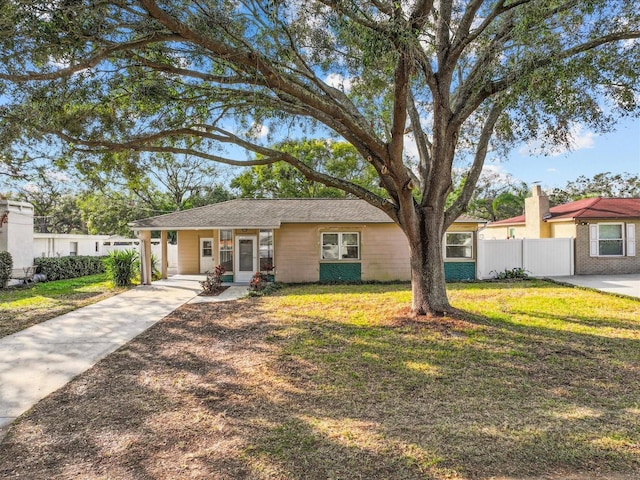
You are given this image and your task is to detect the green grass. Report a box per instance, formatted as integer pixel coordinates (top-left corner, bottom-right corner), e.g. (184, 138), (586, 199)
(0, 274), (131, 338)
(250, 280), (640, 477)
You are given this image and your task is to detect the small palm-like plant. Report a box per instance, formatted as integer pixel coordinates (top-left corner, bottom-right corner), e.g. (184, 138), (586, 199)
(103, 249), (139, 287)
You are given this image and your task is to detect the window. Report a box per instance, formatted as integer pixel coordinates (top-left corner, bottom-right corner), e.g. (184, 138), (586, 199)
(445, 232), (473, 259)
(69, 242), (78, 256)
(259, 229), (274, 270)
(598, 224), (623, 255)
(321, 232), (360, 260)
(95, 241), (99, 253)
(219, 229), (233, 271)
(591, 223), (625, 256)
(201, 239), (213, 257)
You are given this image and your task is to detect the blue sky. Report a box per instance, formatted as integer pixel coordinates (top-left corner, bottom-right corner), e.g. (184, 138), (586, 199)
(486, 116), (640, 190)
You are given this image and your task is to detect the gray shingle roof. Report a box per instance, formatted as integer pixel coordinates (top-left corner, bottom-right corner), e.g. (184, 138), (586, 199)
(129, 198), (486, 230)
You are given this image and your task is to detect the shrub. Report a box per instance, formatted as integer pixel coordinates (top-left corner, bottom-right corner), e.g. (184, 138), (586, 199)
(491, 267), (530, 280)
(247, 281), (284, 297)
(250, 271), (269, 291)
(200, 264), (226, 295)
(0, 251), (12, 288)
(34, 255), (105, 281)
(150, 253), (162, 281)
(103, 249), (139, 287)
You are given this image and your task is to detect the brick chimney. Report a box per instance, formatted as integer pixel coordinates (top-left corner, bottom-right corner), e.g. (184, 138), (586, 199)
(524, 185), (551, 238)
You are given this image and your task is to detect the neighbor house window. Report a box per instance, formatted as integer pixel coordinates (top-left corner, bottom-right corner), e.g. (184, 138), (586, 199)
(321, 232), (360, 260)
(219, 229), (233, 271)
(591, 223), (624, 256)
(445, 232), (473, 259)
(69, 242), (78, 256)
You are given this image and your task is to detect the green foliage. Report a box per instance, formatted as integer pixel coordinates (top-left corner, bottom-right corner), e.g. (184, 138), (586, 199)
(77, 190), (152, 236)
(549, 172), (640, 206)
(0, 251), (13, 288)
(247, 281), (284, 297)
(150, 253), (161, 281)
(231, 140), (384, 199)
(34, 256), (105, 281)
(103, 250), (139, 287)
(490, 268), (530, 281)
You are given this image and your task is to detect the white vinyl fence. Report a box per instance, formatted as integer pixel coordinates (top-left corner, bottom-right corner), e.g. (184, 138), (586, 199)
(477, 238), (574, 279)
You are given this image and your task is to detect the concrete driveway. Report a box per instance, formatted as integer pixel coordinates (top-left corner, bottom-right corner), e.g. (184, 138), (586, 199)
(552, 274), (640, 298)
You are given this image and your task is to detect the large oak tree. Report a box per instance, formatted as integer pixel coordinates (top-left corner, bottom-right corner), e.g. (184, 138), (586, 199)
(1, 0), (638, 314)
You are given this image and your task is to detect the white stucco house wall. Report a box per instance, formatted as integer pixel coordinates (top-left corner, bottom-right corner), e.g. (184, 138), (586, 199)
(0, 200), (35, 277)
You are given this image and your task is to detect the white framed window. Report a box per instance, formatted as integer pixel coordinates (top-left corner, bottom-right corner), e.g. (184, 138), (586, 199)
(321, 232), (360, 260)
(219, 229), (233, 271)
(445, 232), (473, 259)
(590, 223), (635, 257)
(69, 241), (78, 256)
(259, 229), (274, 271)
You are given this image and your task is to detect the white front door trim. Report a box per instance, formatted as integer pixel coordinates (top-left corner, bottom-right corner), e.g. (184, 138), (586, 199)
(235, 235), (257, 283)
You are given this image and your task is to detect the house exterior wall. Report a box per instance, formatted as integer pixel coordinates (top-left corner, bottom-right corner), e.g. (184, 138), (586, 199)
(575, 221), (640, 274)
(275, 223), (331, 283)
(173, 222), (481, 282)
(33, 234), (108, 257)
(550, 222), (576, 238)
(177, 230), (201, 274)
(481, 224), (526, 239)
(360, 223), (411, 281)
(0, 200), (34, 275)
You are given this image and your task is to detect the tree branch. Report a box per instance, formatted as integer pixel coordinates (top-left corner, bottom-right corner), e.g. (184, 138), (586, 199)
(445, 100), (504, 227)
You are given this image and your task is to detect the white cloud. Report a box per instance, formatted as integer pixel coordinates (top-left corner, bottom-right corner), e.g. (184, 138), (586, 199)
(519, 123), (596, 157)
(547, 168), (558, 172)
(247, 123), (269, 140)
(325, 73), (353, 92)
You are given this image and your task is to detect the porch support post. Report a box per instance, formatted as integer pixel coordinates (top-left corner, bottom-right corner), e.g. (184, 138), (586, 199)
(139, 229), (152, 285)
(160, 230), (168, 280)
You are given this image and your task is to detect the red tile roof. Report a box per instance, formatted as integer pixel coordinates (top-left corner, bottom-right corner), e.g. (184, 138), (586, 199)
(490, 197), (640, 225)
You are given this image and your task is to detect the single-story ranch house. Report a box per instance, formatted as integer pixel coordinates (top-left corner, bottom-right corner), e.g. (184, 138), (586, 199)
(482, 186), (639, 275)
(130, 198), (486, 284)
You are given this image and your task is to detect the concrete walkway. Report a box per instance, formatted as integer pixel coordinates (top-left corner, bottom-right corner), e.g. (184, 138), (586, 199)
(0, 276), (248, 436)
(552, 274), (640, 298)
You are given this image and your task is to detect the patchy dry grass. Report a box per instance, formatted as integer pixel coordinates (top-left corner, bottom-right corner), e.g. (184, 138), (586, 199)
(0, 274), (130, 338)
(0, 280), (638, 479)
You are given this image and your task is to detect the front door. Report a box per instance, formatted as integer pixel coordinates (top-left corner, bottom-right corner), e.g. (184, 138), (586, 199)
(199, 238), (214, 273)
(235, 236), (257, 282)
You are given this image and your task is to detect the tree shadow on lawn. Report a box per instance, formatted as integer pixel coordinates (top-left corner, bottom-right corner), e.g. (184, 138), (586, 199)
(0, 298), (638, 479)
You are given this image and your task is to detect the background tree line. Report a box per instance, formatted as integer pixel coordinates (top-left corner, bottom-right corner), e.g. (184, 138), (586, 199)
(3, 137), (638, 236)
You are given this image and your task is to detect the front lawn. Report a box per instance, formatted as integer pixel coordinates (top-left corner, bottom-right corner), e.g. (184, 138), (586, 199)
(0, 280), (638, 479)
(0, 274), (131, 339)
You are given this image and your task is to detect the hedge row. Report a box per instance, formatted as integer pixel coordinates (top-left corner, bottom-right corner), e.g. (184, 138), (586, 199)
(34, 256), (106, 281)
(0, 251), (12, 288)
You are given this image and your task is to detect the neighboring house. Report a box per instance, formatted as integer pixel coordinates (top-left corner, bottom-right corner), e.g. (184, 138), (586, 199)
(482, 186), (639, 274)
(130, 198), (486, 284)
(34, 233), (111, 257)
(0, 200), (35, 277)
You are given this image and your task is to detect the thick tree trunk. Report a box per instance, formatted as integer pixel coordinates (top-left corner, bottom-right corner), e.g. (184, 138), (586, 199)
(406, 213), (452, 316)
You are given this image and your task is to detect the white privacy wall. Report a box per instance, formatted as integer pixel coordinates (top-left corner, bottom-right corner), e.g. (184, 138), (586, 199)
(477, 238), (574, 279)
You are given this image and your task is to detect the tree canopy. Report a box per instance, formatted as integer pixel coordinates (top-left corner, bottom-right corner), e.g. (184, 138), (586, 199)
(549, 171), (640, 205)
(1, 0), (638, 314)
(231, 139), (383, 198)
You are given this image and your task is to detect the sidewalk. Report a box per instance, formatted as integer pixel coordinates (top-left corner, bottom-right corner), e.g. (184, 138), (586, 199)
(0, 276), (248, 437)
